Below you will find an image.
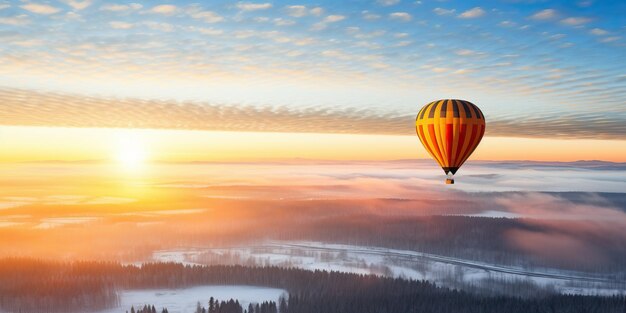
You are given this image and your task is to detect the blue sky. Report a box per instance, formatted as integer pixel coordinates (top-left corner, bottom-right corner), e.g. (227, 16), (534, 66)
(0, 0), (625, 139)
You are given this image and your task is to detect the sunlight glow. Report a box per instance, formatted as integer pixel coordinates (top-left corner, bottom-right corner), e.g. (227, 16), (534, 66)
(115, 134), (147, 170)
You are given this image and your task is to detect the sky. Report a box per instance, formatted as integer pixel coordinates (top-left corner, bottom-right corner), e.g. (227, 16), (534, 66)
(0, 0), (625, 162)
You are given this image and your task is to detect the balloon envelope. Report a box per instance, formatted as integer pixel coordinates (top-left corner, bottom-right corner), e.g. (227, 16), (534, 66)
(415, 99), (485, 175)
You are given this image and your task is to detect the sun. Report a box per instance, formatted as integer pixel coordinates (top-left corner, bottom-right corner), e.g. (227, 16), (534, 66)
(114, 134), (148, 169)
(117, 145), (146, 168)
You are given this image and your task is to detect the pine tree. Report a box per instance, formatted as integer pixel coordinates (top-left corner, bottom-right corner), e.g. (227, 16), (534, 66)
(279, 296), (287, 313)
(209, 297), (215, 313)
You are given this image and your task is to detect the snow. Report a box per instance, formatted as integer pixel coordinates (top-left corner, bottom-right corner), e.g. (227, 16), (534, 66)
(96, 285), (287, 313)
(463, 210), (523, 218)
(152, 250), (200, 266)
(151, 241), (626, 296)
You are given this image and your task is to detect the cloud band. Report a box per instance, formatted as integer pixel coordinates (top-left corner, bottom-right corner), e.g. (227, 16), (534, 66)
(0, 88), (624, 139)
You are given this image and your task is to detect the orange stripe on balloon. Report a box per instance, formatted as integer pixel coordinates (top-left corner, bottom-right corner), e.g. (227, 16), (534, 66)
(460, 124), (478, 166)
(460, 124), (484, 167)
(418, 124), (440, 165)
(417, 125), (431, 155)
(428, 124), (445, 165)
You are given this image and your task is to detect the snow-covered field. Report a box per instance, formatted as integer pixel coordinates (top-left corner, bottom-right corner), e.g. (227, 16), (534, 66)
(152, 241), (626, 296)
(96, 285), (286, 313)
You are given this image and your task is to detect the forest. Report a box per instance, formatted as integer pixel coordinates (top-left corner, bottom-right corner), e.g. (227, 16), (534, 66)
(0, 259), (624, 313)
(266, 213), (626, 273)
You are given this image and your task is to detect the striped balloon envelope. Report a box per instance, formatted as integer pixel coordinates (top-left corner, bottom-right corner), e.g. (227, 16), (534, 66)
(415, 99), (485, 184)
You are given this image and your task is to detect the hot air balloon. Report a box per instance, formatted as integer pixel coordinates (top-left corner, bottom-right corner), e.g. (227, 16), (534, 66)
(415, 99), (485, 184)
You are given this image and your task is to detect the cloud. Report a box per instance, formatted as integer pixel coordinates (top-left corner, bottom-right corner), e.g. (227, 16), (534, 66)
(321, 50), (351, 60)
(323, 15), (345, 23)
(100, 3), (143, 12)
(143, 21), (175, 32)
(488, 111), (626, 140)
(285, 5), (323, 17)
(10, 39), (44, 47)
(285, 5), (307, 17)
(498, 20), (516, 27)
(389, 12), (412, 22)
(2, 88), (625, 140)
(453, 68), (472, 75)
(494, 192), (626, 269)
(311, 15), (345, 30)
(362, 11), (380, 20)
(109, 21), (134, 29)
(149, 4), (178, 15)
(195, 27), (224, 36)
(309, 7), (323, 16)
(377, 0), (400, 6)
(0, 15), (30, 26)
(431, 67), (448, 73)
(273, 18), (295, 26)
(530, 9), (557, 20)
(458, 7), (485, 19)
(187, 7), (224, 23)
(20, 3), (61, 15)
(236, 2), (272, 11)
(433, 8), (455, 16)
(560, 17), (592, 26)
(62, 0), (91, 11)
(455, 49), (482, 56)
(600, 36), (620, 43)
(0, 4), (9, 10)
(589, 28), (608, 36)
(0, 88), (410, 135)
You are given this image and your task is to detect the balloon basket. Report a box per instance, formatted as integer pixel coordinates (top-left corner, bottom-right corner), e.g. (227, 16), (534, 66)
(445, 178), (455, 185)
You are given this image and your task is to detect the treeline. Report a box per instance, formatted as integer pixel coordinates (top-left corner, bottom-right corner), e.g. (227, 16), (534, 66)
(0, 259), (625, 313)
(130, 304), (167, 313)
(131, 298), (280, 313)
(0, 260), (118, 313)
(194, 297), (280, 313)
